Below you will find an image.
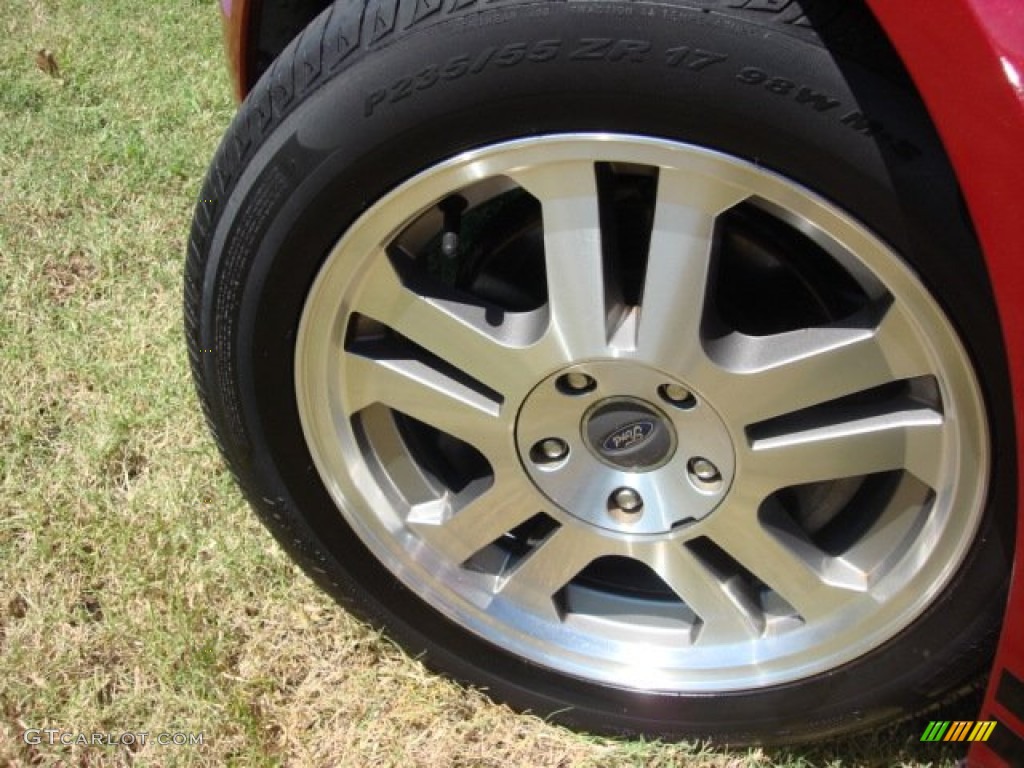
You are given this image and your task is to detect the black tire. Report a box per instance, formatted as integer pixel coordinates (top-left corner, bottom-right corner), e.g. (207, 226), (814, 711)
(186, 0), (1015, 744)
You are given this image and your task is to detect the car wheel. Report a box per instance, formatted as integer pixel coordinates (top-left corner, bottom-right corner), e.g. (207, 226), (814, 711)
(186, 0), (1015, 743)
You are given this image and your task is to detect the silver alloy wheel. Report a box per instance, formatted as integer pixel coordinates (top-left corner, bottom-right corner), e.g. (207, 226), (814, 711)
(295, 135), (988, 691)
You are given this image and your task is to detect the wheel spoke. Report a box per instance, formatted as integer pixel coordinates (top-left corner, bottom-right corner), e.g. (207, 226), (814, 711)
(636, 540), (764, 642)
(508, 161), (612, 358)
(701, 498), (865, 623)
(705, 302), (934, 425)
(497, 525), (608, 620)
(835, 475), (932, 578)
(408, 475), (541, 565)
(353, 253), (543, 399)
(344, 351), (509, 460)
(744, 406), (944, 491)
(637, 168), (747, 367)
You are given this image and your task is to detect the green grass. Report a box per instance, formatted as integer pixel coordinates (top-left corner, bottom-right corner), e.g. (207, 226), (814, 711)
(0, 1), (975, 765)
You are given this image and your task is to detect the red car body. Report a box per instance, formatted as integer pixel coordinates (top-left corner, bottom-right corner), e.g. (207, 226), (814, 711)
(863, 4), (1024, 766)
(217, 1), (1024, 763)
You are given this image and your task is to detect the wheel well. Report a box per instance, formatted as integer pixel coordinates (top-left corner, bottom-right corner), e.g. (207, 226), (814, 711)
(248, 0), (333, 89)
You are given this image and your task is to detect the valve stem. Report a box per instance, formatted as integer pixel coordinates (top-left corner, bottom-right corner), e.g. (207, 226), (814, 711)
(439, 195), (467, 259)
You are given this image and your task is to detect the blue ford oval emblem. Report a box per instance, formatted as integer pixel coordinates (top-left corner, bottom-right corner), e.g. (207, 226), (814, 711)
(601, 420), (656, 453)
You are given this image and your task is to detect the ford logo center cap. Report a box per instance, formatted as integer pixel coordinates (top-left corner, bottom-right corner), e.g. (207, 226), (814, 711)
(601, 420), (656, 453)
(585, 399), (675, 471)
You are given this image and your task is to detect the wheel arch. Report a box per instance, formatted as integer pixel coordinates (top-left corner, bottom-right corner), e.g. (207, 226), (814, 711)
(223, 0), (331, 101)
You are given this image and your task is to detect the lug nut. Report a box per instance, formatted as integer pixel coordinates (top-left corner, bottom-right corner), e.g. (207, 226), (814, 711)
(531, 437), (569, 466)
(659, 383), (696, 409)
(557, 372), (596, 395)
(688, 457), (722, 487)
(610, 487), (644, 514)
